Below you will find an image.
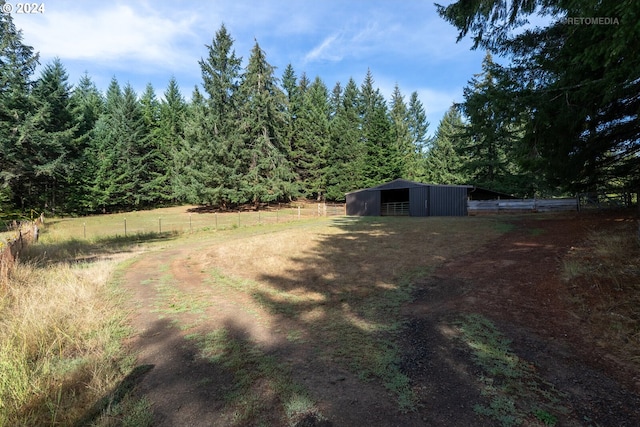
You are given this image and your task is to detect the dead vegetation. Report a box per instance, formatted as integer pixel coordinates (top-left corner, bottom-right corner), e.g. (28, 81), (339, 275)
(562, 216), (640, 371)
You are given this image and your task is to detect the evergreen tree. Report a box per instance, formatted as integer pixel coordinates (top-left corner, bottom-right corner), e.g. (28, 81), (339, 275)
(174, 86), (216, 204)
(199, 23), (241, 133)
(407, 91), (430, 179)
(459, 53), (531, 195)
(0, 7), (39, 212)
(326, 78), (366, 199)
(359, 69), (400, 187)
(281, 63), (301, 183)
(113, 84), (153, 207)
(423, 105), (468, 184)
(177, 24), (245, 207)
(69, 73), (104, 212)
(237, 41), (295, 204)
(90, 80), (151, 210)
(28, 58), (76, 212)
(139, 83), (172, 205)
(438, 0), (640, 193)
(89, 77), (122, 211)
(291, 76), (330, 200)
(159, 77), (186, 203)
(389, 84), (415, 179)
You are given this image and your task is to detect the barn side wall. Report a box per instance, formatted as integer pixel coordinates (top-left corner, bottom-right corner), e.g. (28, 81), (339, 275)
(346, 191), (381, 216)
(429, 186), (468, 216)
(409, 186), (429, 216)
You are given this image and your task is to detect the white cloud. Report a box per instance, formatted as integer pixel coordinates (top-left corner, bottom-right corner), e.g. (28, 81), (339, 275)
(303, 33), (342, 63)
(13, 2), (199, 69)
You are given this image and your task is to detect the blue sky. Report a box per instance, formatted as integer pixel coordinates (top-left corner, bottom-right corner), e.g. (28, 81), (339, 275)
(11, 0), (488, 133)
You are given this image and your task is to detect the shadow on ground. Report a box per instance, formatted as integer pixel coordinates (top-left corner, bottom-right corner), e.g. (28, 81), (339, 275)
(118, 214), (640, 426)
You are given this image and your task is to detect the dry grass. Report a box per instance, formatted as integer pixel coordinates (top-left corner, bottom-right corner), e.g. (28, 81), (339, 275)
(43, 204), (327, 242)
(0, 206), (331, 426)
(0, 207), (513, 423)
(562, 219), (640, 366)
(0, 245), (140, 426)
(192, 216), (507, 410)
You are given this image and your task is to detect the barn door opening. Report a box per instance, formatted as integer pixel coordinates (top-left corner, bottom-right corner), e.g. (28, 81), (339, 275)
(380, 188), (409, 216)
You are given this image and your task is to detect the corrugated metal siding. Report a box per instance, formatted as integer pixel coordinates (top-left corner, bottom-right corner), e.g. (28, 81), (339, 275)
(347, 181), (470, 217)
(429, 186), (468, 216)
(346, 191), (380, 216)
(409, 186), (429, 216)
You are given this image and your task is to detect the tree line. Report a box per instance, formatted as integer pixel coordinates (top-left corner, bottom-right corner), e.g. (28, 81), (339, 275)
(5, 0), (634, 216)
(1, 18), (437, 215)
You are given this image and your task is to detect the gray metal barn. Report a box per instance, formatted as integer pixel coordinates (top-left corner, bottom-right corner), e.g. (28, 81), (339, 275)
(346, 179), (472, 217)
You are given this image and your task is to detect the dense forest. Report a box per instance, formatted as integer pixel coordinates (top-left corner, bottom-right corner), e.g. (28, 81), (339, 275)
(1, 0), (638, 216)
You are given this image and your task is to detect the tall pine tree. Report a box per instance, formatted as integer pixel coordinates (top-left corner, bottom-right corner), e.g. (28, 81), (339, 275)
(159, 77), (186, 204)
(0, 7), (39, 212)
(178, 24), (245, 206)
(237, 41), (295, 205)
(359, 69), (400, 187)
(423, 104), (468, 184)
(326, 78), (366, 199)
(28, 58), (76, 212)
(69, 73), (104, 212)
(291, 76), (330, 200)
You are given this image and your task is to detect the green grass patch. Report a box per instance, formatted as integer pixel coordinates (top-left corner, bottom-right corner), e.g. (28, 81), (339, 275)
(454, 314), (569, 426)
(151, 273), (212, 316)
(185, 328), (325, 426)
(493, 221), (517, 233)
(529, 228), (546, 236)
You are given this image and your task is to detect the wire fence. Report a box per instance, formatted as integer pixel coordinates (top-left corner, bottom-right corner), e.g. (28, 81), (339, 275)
(1, 213), (44, 283)
(57, 203), (346, 241)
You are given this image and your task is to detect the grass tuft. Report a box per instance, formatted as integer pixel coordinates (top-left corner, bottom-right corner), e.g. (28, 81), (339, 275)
(455, 314), (568, 426)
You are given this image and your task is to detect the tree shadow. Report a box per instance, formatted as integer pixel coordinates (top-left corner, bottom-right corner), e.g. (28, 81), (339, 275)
(246, 216), (491, 424)
(73, 364), (155, 427)
(113, 317), (330, 427)
(20, 231), (181, 266)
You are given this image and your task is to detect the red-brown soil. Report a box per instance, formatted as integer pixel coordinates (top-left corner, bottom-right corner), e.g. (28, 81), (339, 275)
(122, 212), (640, 426)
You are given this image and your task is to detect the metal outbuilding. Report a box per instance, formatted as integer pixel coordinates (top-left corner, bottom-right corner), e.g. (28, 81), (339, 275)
(346, 179), (472, 217)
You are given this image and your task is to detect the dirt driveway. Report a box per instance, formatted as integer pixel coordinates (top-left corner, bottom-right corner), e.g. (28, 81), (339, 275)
(122, 212), (640, 426)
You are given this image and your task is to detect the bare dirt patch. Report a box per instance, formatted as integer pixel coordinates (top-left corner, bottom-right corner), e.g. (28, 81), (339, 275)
(121, 213), (640, 426)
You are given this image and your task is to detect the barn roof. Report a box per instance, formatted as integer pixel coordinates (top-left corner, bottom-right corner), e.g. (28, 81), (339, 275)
(346, 179), (472, 195)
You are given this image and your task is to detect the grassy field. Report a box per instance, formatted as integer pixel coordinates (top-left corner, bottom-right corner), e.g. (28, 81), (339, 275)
(189, 215), (508, 415)
(0, 206), (509, 425)
(3, 206), (635, 425)
(40, 204), (332, 242)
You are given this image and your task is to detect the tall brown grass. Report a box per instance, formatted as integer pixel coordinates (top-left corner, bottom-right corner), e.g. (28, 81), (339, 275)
(0, 249), (136, 426)
(562, 219), (640, 368)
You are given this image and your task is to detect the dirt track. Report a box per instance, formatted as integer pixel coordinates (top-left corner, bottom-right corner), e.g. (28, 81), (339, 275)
(122, 213), (640, 426)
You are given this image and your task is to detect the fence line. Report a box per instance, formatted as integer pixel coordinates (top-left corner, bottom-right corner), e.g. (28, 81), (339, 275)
(62, 203), (346, 241)
(578, 192), (637, 210)
(467, 198), (578, 214)
(1, 213), (44, 283)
